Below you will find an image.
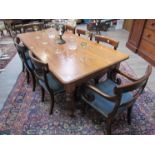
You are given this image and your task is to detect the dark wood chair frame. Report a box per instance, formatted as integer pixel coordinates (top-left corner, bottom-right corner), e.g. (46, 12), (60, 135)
(95, 35), (119, 50)
(76, 29), (93, 41)
(29, 51), (64, 115)
(65, 25), (76, 34)
(14, 37), (36, 91)
(94, 35), (119, 84)
(3, 20), (14, 37)
(3, 20), (45, 37)
(0, 30), (3, 36)
(23, 22), (44, 33)
(81, 65), (152, 134)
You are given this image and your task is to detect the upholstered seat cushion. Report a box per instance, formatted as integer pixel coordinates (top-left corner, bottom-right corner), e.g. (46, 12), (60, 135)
(83, 79), (133, 118)
(39, 73), (64, 94)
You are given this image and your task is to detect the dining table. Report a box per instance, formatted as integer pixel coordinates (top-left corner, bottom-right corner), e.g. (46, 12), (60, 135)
(18, 28), (129, 116)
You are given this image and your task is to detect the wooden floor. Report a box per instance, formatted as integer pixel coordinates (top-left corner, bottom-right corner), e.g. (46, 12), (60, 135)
(0, 26), (155, 111)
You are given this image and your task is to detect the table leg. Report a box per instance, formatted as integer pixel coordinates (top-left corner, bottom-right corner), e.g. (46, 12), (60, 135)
(65, 85), (76, 117)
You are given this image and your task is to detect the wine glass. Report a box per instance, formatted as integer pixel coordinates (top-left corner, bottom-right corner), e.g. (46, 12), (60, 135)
(68, 36), (77, 50)
(48, 29), (56, 39)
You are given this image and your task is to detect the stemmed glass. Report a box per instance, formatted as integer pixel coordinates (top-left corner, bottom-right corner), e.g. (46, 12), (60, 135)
(48, 28), (57, 39)
(68, 36), (77, 50)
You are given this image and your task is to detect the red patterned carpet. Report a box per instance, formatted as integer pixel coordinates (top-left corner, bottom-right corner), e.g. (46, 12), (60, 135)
(0, 62), (155, 135)
(0, 36), (16, 70)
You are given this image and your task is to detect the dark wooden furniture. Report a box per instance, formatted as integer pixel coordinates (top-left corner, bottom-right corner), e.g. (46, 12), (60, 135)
(14, 37), (25, 72)
(87, 20), (102, 34)
(94, 35), (119, 84)
(23, 22), (44, 32)
(87, 19), (115, 34)
(29, 51), (64, 114)
(3, 20), (14, 37)
(0, 30), (3, 36)
(76, 29), (93, 41)
(81, 65), (152, 134)
(126, 19), (155, 66)
(18, 29), (129, 116)
(3, 19), (45, 37)
(123, 19), (133, 32)
(65, 25), (76, 34)
(14, 37), (36, 91)
(95, 35), (119, 50)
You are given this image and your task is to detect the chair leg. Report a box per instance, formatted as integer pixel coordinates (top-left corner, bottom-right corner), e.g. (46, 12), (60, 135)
(127, 105), (133, 125)
(22, 62), (25, 72)
(41, 86), (45, 102)
(49, 93), (54, 115)
(0, 30), (4, 36)
(31, 74), (36, 92)
(82, 100), (87, 115)
(106, 119), (112, 135)
(26, 70), (30, 84)
(8, 29), (13, 37)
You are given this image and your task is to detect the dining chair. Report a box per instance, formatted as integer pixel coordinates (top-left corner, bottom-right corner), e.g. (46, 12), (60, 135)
(0, 21), (6, 36)
(23, 22), (44, 33)
(94, 35), (119, 84)
(3, 20), (14, 37)
(80, 65), (152, 134)
(29, 51), (64, 115)
(14, 37), (36, 91)
(76, 29), (93, 41)
(0, 30), (3, 36)
(5, 20), (24, 37)
(65, 24), (76, 34)
(95, 35), (119, 50)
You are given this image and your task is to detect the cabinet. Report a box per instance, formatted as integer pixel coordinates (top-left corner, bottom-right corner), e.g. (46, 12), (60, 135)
(123, 19), (133, 32)
(126, 19), (155, 66)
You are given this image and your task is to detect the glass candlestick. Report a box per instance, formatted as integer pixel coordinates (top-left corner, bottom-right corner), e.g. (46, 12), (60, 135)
(55, 24), (66, 44)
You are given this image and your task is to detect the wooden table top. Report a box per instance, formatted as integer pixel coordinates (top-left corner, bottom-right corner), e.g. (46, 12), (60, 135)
(18, 29), (129, 84)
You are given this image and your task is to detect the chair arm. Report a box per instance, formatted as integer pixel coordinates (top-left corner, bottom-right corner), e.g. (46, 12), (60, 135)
(115, 69), (138, 82)
(85, 84), (117, 102)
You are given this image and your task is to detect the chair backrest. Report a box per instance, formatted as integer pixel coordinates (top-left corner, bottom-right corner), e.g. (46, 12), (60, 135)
(3, 20), (12, 31)
(23, 22), (44, 32)
(14, 37), (33, 71)
(76, 29), (93, 41)
(65, 24), (75, 34)
(115, 65), (152, 103)
(14, 37), (26, 61)
(76, 29), (86, 36)
(95, 35), (119, 50)
(29, 51), (49, 81)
